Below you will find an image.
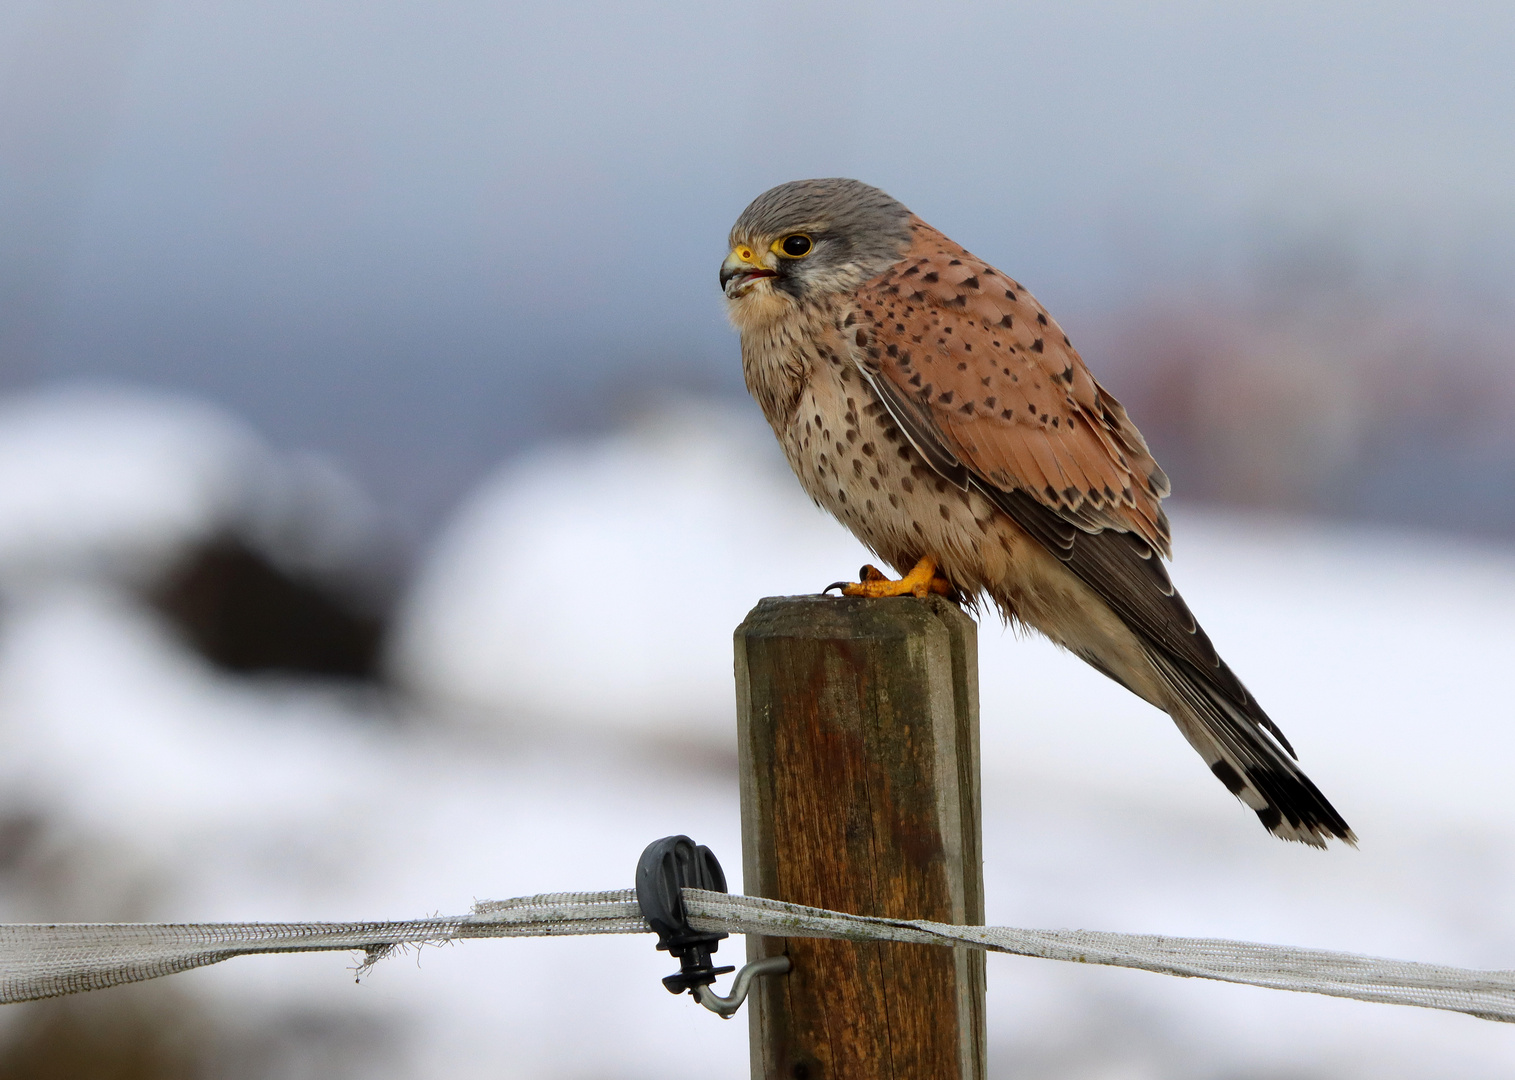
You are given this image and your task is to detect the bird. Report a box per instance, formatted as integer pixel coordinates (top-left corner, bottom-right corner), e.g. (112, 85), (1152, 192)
(721, 178), (1353, 847)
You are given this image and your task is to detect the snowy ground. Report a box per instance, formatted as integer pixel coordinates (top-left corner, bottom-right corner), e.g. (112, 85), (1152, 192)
(1, 389), (1513, 1078)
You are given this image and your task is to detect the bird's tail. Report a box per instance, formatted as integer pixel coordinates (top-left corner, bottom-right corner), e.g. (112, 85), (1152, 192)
(1145, 649), (1355, 848)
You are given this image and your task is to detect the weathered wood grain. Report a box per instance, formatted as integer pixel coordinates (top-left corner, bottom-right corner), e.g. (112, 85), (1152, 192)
(735, 595), (985, 1080)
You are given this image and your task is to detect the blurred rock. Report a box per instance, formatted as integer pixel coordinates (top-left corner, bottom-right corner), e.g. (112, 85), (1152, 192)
(0, 989), (400, 1080)
(0, 811), (43, 875)
(0, 990), (205, 1080)
(0, 385), (398, 681)
(149, 534), (385, 679)
(0, 386), (259, 587)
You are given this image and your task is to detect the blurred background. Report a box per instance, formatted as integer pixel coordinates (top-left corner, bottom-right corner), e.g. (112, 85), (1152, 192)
(1, 2), (1514, 1077)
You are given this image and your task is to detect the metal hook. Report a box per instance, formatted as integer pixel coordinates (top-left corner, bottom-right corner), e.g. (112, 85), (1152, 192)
(692, 955), (792, 1018)
(635, 836), (792, 1018)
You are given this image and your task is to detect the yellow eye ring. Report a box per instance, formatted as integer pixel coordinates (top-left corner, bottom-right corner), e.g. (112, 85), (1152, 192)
(772, 234), (813, 258)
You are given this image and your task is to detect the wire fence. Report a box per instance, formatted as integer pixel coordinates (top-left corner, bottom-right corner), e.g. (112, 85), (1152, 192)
(3, 887), (1512, 1023)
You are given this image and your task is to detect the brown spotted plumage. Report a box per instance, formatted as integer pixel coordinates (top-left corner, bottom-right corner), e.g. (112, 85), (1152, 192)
(857, 219), (1171, 553)
(722, 178), (1353, 847)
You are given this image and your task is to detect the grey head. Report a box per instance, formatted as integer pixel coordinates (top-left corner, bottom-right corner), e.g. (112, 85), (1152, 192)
(722, 178), (914, 301)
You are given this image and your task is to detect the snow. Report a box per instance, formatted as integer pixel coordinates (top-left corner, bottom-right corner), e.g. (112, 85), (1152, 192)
(2, 389), (1514, 1077)
(0, 386), (261, 586)
(391, 402), (869, 741)
(0, 384), (384, 591)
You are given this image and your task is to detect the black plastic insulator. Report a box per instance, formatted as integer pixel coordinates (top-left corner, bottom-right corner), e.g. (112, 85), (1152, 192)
(636, 836), (733, 995)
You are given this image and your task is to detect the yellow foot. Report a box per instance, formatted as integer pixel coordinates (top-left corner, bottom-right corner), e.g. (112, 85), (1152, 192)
(825, 557), (955, 599)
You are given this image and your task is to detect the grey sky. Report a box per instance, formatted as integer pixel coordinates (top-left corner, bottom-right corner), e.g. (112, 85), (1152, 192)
(2, 1), (1512, 533)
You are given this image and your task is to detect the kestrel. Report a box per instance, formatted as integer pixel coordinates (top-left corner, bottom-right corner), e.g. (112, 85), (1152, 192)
(721, 178), (1352, 847)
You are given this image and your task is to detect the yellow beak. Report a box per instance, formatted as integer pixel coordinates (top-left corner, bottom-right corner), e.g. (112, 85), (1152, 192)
(720, 245), (777, 297)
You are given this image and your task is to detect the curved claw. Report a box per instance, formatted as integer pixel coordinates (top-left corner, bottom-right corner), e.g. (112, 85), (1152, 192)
(825, 556), (955, 599)
(825, 564), (889, 595)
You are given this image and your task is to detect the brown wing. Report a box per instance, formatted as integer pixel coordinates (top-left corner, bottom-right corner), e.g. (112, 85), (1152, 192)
(847, 218), (1305, 758)
(840, 222), (1361, 844)
(849, 217), (1172, 556)
(843, 220), (1354, 843)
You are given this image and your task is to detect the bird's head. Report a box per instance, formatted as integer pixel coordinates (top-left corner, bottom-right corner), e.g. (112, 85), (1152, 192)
(722, 178), (913, 325)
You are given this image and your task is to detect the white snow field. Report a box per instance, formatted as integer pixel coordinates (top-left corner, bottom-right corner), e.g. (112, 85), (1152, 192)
(1, 389), (1513, 1078)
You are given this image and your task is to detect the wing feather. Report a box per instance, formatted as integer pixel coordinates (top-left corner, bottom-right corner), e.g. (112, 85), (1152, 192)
(849, 219), (1303, 759)
(853, 218), (1171, 554)
(842, 216), (1349, 844)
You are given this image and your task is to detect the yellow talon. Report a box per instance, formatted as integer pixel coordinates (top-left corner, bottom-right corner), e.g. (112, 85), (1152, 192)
(831, 557), (955, 599)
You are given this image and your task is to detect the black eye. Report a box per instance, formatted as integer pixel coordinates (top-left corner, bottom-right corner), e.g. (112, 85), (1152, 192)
(780, 234), (813, 258)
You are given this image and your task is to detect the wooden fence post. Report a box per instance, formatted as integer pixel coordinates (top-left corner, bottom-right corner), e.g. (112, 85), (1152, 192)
(734, 594), (985, 1080)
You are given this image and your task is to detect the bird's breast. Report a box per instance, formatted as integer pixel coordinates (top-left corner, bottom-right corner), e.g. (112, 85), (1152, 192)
(763, 338), (1008, 586)
(740, 305), (1064, 623)
(738, 306), (828, 434)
